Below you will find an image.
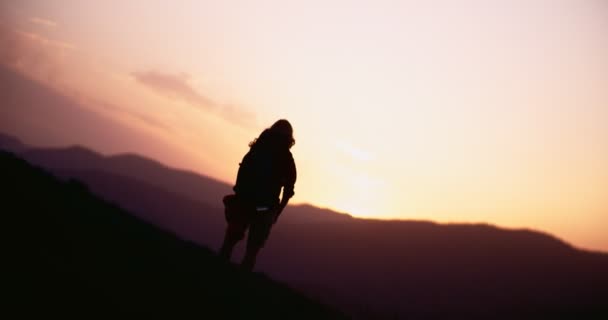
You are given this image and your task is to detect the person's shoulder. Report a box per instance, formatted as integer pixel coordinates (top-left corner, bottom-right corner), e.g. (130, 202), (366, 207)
(284, 149), (294, 157)
(285, 150), (295, 163)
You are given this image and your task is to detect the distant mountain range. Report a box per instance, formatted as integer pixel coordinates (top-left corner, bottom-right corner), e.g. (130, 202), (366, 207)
(2, 133), (607, 319)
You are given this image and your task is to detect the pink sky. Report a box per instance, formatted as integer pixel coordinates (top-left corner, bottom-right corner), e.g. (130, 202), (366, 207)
(1, 0), (607, 252)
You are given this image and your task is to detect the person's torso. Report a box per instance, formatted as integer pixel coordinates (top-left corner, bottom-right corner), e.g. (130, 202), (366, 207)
(234, 147), (289, 207)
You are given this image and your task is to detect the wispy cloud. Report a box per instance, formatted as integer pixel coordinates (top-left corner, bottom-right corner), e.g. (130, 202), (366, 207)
(132, 71), (215, 109)
(15, 30), (74, 50)
(0, 24), (76, 83)
(129, 111), (173, 132)
(95, 99), (172, 132)
(334, 140), (374, 162)
(220, 103), (258, 128)
(132, 70), (256, 127)
(29, 17), (57, 28)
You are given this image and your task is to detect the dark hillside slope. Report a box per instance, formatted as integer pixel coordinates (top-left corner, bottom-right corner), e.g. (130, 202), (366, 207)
(1, 151), (345, 319)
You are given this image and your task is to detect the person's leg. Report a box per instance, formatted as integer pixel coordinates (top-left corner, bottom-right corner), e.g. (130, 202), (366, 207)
(241, 243), (261, 271)
(219, 221), (247, 261)
(241, 213), (274, 271)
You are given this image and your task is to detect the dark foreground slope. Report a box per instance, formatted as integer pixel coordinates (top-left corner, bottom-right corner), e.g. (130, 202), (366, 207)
(1, 152), (345, 319)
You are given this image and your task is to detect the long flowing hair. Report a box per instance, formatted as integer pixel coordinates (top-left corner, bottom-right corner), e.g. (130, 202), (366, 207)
(249, 119), (295, 150)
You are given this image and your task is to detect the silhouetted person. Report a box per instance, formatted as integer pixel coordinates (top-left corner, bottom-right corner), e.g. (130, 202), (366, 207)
(219, 119), (297, 271)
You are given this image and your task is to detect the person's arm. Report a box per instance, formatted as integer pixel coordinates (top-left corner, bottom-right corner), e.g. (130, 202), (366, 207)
(274, 153), (297, 223)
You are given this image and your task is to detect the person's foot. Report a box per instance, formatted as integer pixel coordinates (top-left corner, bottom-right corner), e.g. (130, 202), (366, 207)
(241, 246), (260, 272)
(218, 246), (232, 262)
(240, 259), (254, 272)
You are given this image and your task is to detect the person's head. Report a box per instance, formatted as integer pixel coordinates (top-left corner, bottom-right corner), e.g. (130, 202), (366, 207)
(250, 119), (295, 149)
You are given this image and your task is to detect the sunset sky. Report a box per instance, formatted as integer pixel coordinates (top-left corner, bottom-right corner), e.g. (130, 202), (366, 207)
(1, 1), (607, 251)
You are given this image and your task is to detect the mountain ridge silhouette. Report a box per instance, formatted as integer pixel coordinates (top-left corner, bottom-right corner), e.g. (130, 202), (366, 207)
(0, 132), (585, 249)
(2, 133), (608, 319)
